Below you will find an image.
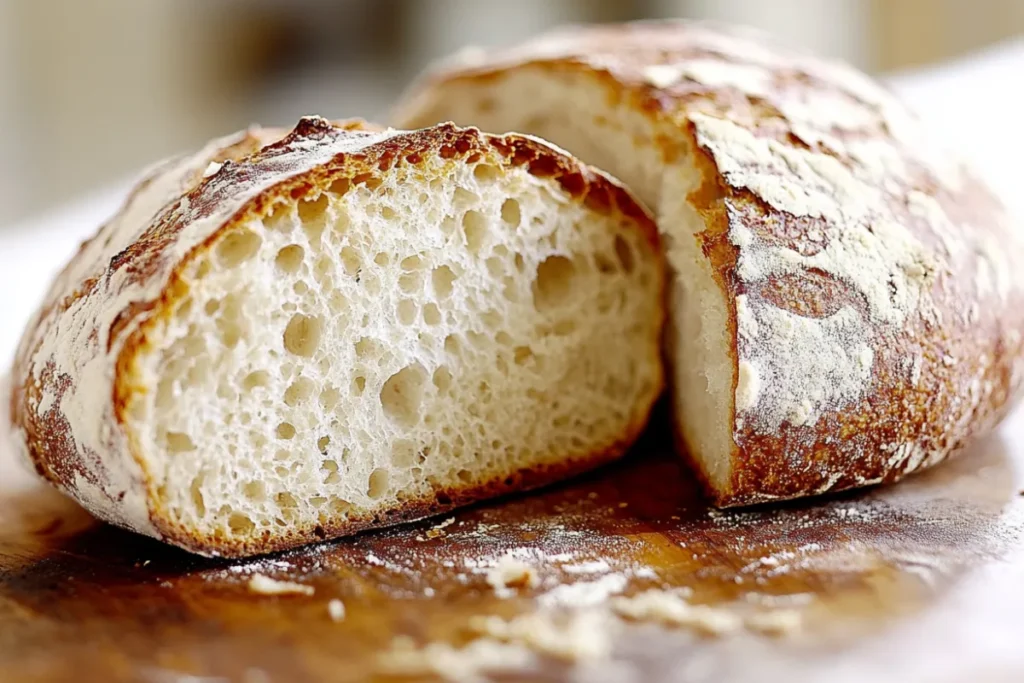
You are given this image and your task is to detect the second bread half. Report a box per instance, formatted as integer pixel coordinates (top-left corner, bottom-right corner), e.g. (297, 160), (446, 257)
(394, 21), (1024, 506)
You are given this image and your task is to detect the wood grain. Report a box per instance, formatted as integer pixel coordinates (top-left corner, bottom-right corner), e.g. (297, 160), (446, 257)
(2, 395), (1023, 682)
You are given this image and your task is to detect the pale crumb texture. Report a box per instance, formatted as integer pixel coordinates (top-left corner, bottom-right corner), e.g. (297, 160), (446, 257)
(247, 573), (314, 596)
(129, 125), (661, 552)
(327, 598), (346, 622)
(486, 553), (539, 592)
(377, 636), (535, 683)
(468, 609), (615, 661)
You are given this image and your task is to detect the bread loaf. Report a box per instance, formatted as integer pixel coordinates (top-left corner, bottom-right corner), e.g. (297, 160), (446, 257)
(394, 21), (1024, 506)
(8, 117), (664, 556)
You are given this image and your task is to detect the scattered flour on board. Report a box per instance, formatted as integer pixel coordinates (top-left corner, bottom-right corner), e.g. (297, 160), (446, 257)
(538, 574), (629, 608)
(377, 636), (535, 683)
(327, 599), (346, 622)
(612, 590), (804, 637)
(486, 553), (539, 594)
(469, 610), (617, 662)
(562, 559), (612, 574)
(611, 590), (743, 636)
(247, 574), (314, 596)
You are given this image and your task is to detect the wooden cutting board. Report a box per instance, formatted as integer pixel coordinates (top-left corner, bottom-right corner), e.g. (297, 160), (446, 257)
(2, 394), (1023, 683)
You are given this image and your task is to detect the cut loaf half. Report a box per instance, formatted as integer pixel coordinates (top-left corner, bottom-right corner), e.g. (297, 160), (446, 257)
(9, 118), (664, 556)
(395, 21), (1024, 505)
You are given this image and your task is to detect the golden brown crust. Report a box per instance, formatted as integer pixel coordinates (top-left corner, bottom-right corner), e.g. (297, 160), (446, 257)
(395, 20), (1024, 506)
(10, 116), (663, 557)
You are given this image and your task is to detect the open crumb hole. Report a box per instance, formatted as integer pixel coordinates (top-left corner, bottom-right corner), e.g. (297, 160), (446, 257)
(284, 377), (315, 406)
(283, 314), (321, 357)
(166, 431), (195, 453)
(243, 371), (270, 391)
(423, 303), (442, 326)
(275, 245), (304, 273)
(228, 512), (255, 534)
(501, 198), (522, 227)
(368, 469), (389, 499)
(533, 255), (577, 311)
(474, 164), (500, 184)
(243, 481), (266, 501)
(461, 210), (488, 253)
(614, 235), (635, 273)
(216, 229), (262, 267)
(380, 364), (426, 426)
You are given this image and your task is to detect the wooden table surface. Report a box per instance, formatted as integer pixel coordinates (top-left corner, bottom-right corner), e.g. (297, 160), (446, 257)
(2, 390), (1023, 683)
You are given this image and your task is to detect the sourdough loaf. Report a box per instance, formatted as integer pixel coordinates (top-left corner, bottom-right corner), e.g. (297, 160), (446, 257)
(8, 117), (664, 556)
(394, 21), (1024, 505)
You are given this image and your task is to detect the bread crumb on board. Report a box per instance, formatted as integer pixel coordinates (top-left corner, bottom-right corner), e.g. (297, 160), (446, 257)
(377, 611), (612, 681)
(377, 636), (534, 682)
(246, 574), (314, 596)
(745, 609), (803, 635)
(328, 598), (346, 622)
(376, 589), (803, 679)
(468, 610), (615, 662)
(418, 517), (457, 541)
(612, 590), (742, 636)
(612, 589), (804, 637)
(486, 554), (539, 592)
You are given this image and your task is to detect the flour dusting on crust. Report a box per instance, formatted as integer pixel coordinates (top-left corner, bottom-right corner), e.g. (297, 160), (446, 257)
(735, 303), (874, 430)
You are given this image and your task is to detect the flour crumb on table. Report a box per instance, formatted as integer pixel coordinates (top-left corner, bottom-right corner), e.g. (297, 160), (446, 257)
(612, 589), (805, 638)
(247, 574), (314, 596)
(377, 636), (534, 682)
(422, 517), (457, 540)
(468, 609), (615, 661)
(539, 574), (628, 608)
(562, 559), (611, 575)
(746, 609), (803, 636)
(611, 590), (742, 636)
(486, 553), (539, 592)
(327, 598), (346, 622)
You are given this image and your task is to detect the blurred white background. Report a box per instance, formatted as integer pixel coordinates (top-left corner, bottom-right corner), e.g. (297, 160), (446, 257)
(1, 0), (1023, 227)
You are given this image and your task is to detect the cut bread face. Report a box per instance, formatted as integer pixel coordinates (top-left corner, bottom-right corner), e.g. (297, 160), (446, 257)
(113, 122), (664, 554)
(396, 67), (735, 494)
(393, 22), (1024, 507)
